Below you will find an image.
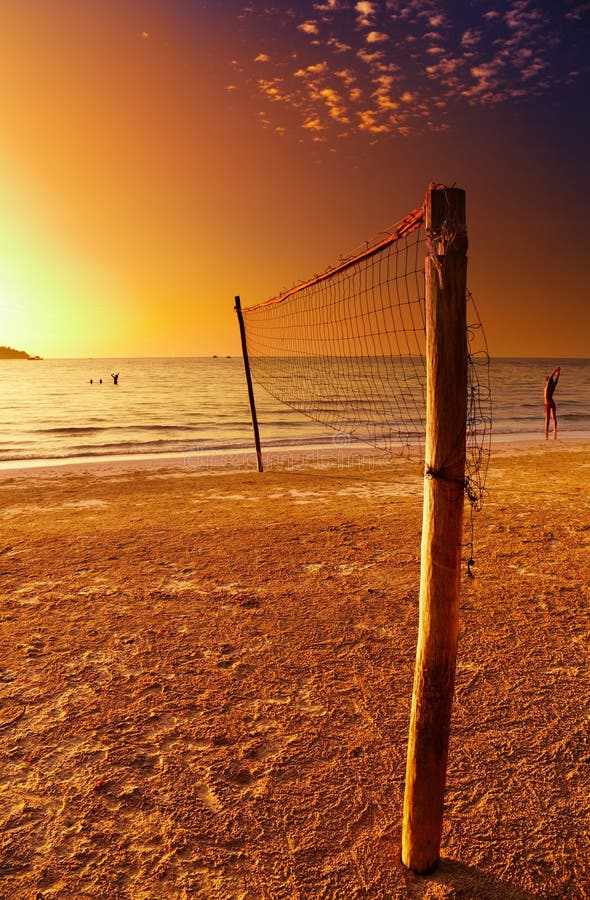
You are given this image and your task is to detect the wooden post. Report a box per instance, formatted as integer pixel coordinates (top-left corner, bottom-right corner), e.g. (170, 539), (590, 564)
(234, 296), (263, 473)
(401, 186), (468, 874)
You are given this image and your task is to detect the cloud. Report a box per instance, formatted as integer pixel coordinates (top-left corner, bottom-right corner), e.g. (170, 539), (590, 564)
(357, 48), (385, 66)
(327, 36), (352, 52)
(302, 116), (324, 132)
(521, 58), (547, 80)
(461, 29), (481, 49)
(425, 56), (463, 77)
(294, 61), (329, 78)
(319, 87), (350, 122)
(366, 31), (389, 43)
(313, 0), (340, 10)
(298, 20), (320, 35)
(566, 3), (590, 21)
(469, 59), (504, 90)
(355, 2), (376, 27)
(257, 77), (291, 103)
(371, 73), (399, 111)
(335, 68), (357, 86)
(235, 0), (590, 143)
(505, 2), (546, 32)
(357, 109), (390, 133)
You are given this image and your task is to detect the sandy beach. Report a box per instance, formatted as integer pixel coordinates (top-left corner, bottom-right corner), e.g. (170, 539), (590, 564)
(0, 441), (588, 899)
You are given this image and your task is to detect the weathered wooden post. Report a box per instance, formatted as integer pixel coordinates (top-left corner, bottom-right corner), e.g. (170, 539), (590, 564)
(235, 295), (264, 473)
(401, 185), (468, 874)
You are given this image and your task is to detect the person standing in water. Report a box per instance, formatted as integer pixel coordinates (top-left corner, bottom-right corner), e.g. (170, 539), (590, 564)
(111, 372), (119, 385)
(544, 366), (560, 439)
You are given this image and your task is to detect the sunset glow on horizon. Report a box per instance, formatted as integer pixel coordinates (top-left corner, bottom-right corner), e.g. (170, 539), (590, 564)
(1, 1), (589, 359)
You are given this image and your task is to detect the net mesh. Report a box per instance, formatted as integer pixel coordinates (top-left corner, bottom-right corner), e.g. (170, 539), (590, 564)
(240, 201), (491, 510)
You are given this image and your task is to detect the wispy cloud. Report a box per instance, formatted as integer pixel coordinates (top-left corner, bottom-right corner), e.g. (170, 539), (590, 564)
(298, 20), (320, 35)
(566, 2), (590, 21)
(314, 0), (340, 10)
(461, 28), (481, 48)
(366, 30), (389, 43)
(234, 1), (590, 143)
(355, 2), (377, 28)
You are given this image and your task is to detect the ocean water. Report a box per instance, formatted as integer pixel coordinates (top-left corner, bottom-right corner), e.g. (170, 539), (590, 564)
(0, 357), (588, 466)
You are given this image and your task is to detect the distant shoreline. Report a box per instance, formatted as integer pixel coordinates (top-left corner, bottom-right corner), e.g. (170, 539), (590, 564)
(0, 345), (41, 360)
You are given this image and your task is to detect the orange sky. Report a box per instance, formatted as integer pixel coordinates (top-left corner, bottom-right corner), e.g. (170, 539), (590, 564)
(0, 2), (588, 358)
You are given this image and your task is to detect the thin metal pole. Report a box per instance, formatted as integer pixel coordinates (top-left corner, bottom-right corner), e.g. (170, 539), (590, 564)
(402, 186), (468, 874)
(234, 296), (263, 473)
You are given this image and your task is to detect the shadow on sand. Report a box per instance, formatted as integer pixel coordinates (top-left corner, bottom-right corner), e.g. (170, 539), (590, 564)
(401, 857), (535, 899)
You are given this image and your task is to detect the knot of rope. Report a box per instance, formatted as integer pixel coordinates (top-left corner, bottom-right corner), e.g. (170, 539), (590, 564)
(424, 183), (467, 291)
(424, 465), (466, 488)
(425, 467), (483, 578)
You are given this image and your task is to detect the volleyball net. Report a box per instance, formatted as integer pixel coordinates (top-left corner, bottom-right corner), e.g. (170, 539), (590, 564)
(236, 187), (491, 511)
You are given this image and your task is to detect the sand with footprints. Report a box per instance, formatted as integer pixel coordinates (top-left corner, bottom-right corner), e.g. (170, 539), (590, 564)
(0, 442), (589, 898)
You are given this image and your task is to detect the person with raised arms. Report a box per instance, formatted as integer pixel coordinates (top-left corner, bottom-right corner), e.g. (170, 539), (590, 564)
(544, 365), (560, 439)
